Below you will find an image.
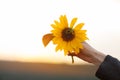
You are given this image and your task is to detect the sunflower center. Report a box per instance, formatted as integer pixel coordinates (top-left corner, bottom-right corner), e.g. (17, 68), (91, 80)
(62, 28), (75, 41)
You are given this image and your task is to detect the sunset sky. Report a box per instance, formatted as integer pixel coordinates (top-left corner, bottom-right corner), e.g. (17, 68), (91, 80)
(0, 0), (120, 64)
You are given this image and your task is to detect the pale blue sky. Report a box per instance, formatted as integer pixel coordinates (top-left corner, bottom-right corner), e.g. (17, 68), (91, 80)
(0, 0), (120, 64)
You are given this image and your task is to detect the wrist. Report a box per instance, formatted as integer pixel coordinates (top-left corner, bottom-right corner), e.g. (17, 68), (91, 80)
(92, 51), (106, 66)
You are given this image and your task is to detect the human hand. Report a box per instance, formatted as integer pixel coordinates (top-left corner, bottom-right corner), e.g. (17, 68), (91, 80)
(68, 42), (106, 66)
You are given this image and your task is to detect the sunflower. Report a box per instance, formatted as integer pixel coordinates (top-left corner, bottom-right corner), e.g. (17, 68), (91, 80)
(42, 15), (88, 63)
(51, 15), (88, 55)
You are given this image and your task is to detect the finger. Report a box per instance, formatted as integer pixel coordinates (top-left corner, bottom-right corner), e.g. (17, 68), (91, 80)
(68, 52), (77, 56)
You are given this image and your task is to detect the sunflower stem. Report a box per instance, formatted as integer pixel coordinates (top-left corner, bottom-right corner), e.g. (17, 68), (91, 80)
(71, 56), (74, 63)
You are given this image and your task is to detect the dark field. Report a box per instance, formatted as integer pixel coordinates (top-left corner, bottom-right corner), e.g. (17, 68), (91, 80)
(0, 61), (99, 80)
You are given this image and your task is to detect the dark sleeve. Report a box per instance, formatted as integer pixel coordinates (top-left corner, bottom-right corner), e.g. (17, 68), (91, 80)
(95, 55), (120, 80)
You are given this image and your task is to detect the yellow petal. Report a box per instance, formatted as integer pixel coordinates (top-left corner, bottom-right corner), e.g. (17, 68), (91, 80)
(75, 48), (80, 54)
(75, 30), (86, 34)
(64, 49), (68, 55)
(54, 20), (60, 26)
(51, 24), (57, 29)
(54, 20), (61, 27)
(54, 20), (65, 29)
(63, 15), (68, 27)
(75, 47), (80, 54)
(74, 23), (84, 30)
(52, 37), (58, 44)
(62, 41), (67, 49)
(70, 18), (77, 28)
(52, 37), (61, 44)
(59, 15), (65, 26)
(55, 44), (61, 52)
(70, 41), (76, 49)
(67, 42), (72, 51)
(78, 43), (83, 49)
(80, 30), (87, 33)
